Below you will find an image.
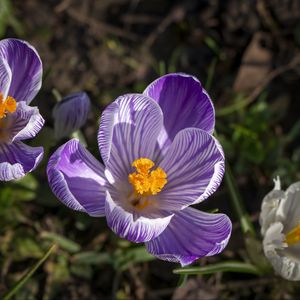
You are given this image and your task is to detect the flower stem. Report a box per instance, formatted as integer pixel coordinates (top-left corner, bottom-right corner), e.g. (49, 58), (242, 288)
(224, 163), (256, 237)
(173, 261), (262, 276)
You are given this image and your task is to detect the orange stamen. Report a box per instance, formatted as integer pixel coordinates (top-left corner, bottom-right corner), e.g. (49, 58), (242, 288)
(0, 93), (17, 119)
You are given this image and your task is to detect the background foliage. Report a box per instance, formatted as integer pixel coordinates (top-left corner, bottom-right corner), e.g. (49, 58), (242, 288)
(1, 0), (300, 299)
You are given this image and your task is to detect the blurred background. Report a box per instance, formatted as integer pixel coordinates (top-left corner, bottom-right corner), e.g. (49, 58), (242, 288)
(1, 0), (300, 299)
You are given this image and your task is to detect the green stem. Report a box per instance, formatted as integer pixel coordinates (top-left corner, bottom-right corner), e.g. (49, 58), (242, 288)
(2, 244), (56, 300)
(216, 96), (251, 117)
(173, 261), (262, 276)
(225, 164), (256, 237)
(205, 57), (217, 92)
(213, 131), (255, 236)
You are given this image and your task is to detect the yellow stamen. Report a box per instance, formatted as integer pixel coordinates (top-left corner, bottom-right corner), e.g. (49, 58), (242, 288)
(5, 96), (17, 113)
(285, 223), (300, 246)
(128, 158), (167, 197)
(0, 93), (17, 119)
(132, 158), (154, 175)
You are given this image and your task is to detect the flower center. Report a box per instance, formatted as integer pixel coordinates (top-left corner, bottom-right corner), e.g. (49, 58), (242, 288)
(128, 158), (167, 197)
(0, 92), (17, 119)
(285, 223), (300, 246)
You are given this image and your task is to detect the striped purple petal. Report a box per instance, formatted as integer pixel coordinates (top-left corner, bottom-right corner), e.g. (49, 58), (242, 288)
(158, 128), (225, 211)
(145, 207), (232, 266)
(0, 142), (43, 181)
(144, 73), (215, 154)
(53, 91), (90, 139)
(0, 101), (44, 143)
(105, 189), (173, 243)
(0, 39), (42, 104)
(98, 94), (163, 183)
(0, 56), (11, 99)
(47, 139), (106, 217)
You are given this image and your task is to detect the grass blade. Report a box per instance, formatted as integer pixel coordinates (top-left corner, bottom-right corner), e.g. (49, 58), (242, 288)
(2, 244), (56, 300)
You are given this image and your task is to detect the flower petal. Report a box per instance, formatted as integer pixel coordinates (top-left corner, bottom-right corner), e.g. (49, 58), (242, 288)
(105, 189), (173, 243)
(53, 91), (91, 139)
(144, 73), (215, 154)
(47, 139), (107, 217)
(276, 182), (300, 233)
(263, 222), (300, 281)
(0, 141), (43, 181)
(158, 128), (224, 211)
(145, 207), (232, 266)
(98, 94), (163, 182)
(0, 101), (44, 143)
(0, 39), (42, 104)
(0, 56), (11, 99)
(260, 188), (285, 236)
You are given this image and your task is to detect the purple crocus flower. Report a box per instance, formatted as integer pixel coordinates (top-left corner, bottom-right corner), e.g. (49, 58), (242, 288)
(0, 39), (44, 181)
(47, 73), (231, 266)
(53, 91), (90, 140)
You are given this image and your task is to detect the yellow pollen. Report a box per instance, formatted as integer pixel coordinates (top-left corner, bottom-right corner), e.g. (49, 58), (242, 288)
(128, 158), (167, 196)
(0, 93), (17, 119)
(285, 223), (300, 246)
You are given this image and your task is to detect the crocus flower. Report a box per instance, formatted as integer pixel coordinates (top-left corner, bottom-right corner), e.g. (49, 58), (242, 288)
(0, 39), (44, 181)
(260, 177), (300, 280)
(47, 73), (232, 266)
(53, 91), (90, 140)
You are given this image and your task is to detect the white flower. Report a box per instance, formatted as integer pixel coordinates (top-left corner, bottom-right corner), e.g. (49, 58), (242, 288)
(260, 177), (300, 281)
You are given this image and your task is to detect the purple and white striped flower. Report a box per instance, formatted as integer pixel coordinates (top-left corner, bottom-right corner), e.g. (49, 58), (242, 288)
(47, 73), (232, 266)
(0, 39), (44, 181)
(53, 91), (90, 140)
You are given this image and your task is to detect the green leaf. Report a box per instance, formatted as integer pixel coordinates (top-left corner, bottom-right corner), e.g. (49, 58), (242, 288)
(70, 263), (93, 279)
(173, 261), (262, 276)
(41, 232), (81, 253)
(8, 174), (39, 202)
(13, 235), (44, 260)
(0, 0), (12, 37)
(114, 247), (155, 271)
(72, 251), (112, 265)
(14, 174), (38, 190)
(0, 0), (24, 38)
(2, 244), (56, 300)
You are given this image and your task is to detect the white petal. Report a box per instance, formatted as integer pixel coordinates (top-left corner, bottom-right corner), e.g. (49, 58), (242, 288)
(260, 189), (285, 236)
(263, 222), (300, 281)
(276, 182), (300, 233)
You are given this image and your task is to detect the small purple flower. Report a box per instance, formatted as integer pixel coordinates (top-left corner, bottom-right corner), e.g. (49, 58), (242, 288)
(53, 91), (90, 140)
(47, 73), (231, 266)
(0, 39), (44, 181)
